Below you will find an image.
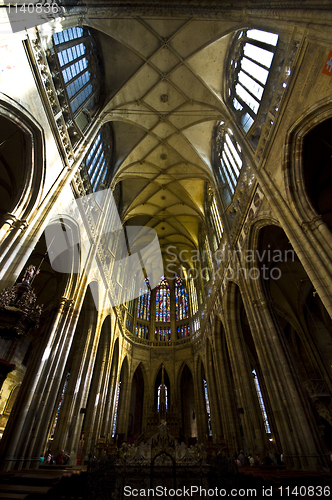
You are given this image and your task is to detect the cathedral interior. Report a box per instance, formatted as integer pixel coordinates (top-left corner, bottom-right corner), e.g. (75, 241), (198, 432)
(0, 0), (332, 496)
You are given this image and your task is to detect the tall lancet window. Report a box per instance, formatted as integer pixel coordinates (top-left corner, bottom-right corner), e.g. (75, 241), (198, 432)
(228, 29), (279, 133)
(203, 379), (212, 437)
(137, 278), (151, 320)
(51, 372), (70, 439)
(175, 276), (189, 321)
(155, 277), (170, 322)
(112, 381), (121, 438)
(190, 277), (198, 315)
(84, 125), (113, 192)
(211, 197), (223, 246)
(252, 369), (271, 433)
(157, 384), (168, 411)
(214, 123), (243, 201)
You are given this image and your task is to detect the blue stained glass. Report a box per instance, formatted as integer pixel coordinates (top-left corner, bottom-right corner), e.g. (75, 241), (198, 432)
(137, 278), (151, 320)
(252, 369), (271, 433)
(54, 27), (83, 45)
(175, 276), (189, 321)
(51, 372), (70, 438)
(203, 379), (212, 437)
(155, 277), (170, 322)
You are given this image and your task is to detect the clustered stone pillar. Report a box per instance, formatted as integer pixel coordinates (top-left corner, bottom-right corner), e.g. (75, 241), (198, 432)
(222, 283), (267, 456)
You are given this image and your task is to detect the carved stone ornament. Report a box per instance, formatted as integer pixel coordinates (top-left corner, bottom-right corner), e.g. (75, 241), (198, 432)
(0, 268), (43, 339)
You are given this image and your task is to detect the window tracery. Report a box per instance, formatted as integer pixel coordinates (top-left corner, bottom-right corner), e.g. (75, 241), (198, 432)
(157, 384), (168, 411)
(155, 277), (170, 323)
(154, 327), (171, 342)
(51, 26), (103, 133)
(83, 125), (113, 192)
(135, 323), (149, 339)
(177, 324), (190, 339)
(203, 379), (212, 437)
(175, 275), (189, 321)
(227, 29), (279, 133)
(190, 278), (198, 315)
(214, 123), (243, 203)
(112, 381), (121, 438)
(137, 278), (151, 321)
(252, 369), (271, 433)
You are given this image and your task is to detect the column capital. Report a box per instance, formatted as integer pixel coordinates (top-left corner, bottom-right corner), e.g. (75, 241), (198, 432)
(3, 214), (28, 231)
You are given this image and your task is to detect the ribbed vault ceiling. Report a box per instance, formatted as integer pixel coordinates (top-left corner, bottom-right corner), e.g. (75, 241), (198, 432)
(88, 15), (239, 267)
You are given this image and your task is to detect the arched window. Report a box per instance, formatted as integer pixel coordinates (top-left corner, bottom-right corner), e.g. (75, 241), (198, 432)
(155, 277), (170, 322)
(209, 196), (223, 248)
(112, 381), (121, 438)
(228, 29), (278, 133)
(157, 384), (168, 411)
(135, 323), (149, 339)
(189, 277), (198, 315)
(203, 379), (212, 437)
(214, 123), (243, 203)
(155, 327), (171, 342)
(52, 26), (102, 129)
(252, 369), (271, 433)
(84, 125), (113, 192)
(175, 276), (189, 321)
(177, 324), (190, 339)
(137, 278), (151, 321)
(193, 317), (200, 333)
(51, 372), (70, 439)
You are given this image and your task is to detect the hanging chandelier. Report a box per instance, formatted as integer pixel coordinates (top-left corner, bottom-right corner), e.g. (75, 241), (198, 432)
(0, 266), (43, 340)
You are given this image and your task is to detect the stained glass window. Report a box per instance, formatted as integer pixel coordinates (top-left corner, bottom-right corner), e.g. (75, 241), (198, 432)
(203, 379), (212, 437)
(112, 381), (121, 438)
(252, 369), (271, 433)
(190, 278), (198, 315)
(157, 384), (168, 411)
(177, 324), (190, 339)
(137, 278), (151, 320)
(135, 323), (149, 339)
(155, 327), (171, 342)
(175, 276), (189, 321)
(51, 372), (70, 439)
(155, 277), (170, 322)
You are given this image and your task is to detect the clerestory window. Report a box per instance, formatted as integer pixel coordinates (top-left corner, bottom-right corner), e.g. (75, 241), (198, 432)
(52, 26), (103, 129)
(214, 123), (243, 204)
(84, 125), (113, 192)
(228, 29), (278, 133)
(175, 275), (189, 321)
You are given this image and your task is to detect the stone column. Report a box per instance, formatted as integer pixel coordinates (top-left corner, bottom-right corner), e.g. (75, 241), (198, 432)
(204, 342), (223, 444)
(247, 292), (328, 469)
(22, 299), (75, 469)
(0, 297), (69, 471)
(212, 321), (243, 453)
(81, 324), (110, 461)
(223, 283), (266, 456)
(100, 339), (119, 444)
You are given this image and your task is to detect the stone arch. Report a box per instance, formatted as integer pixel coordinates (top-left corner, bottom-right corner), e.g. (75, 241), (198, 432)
(178, 363), (196, 445)
(128, 362), (145, 441)
(0, 94), (45, 233)
(114, 356), (130, 443)
(284, 97), (332, 224)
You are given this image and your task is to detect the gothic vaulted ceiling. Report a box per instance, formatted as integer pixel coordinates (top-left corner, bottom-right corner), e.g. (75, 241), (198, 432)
(88, 13), (240, 267)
